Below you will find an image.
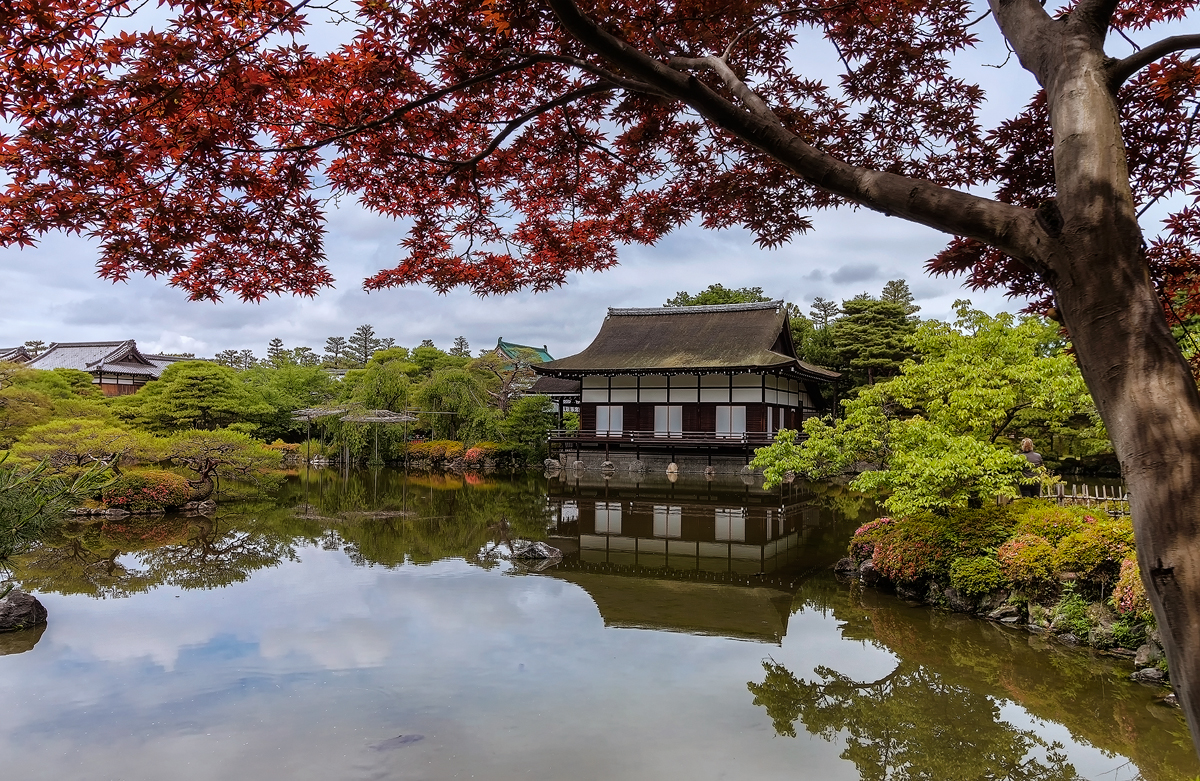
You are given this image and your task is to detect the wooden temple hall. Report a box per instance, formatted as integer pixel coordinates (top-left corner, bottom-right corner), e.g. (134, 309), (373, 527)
(533, 301), (839, 461)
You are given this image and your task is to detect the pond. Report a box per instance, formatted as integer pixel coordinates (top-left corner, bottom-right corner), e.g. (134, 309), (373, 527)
(1, 468), (1195, 781)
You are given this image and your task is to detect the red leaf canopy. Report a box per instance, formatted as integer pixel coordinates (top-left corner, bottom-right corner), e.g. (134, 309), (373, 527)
(1, 0), (1198, 308)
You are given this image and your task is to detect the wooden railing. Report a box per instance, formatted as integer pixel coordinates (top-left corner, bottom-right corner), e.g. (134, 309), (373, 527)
(1041, 482), (1131, 515)
(548, 429), (779, 446)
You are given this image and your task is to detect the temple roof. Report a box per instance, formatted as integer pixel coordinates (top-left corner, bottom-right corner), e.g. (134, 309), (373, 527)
(536, 301), (838, 381)
(27, 340), (165, 378)
(527, 376), (581, 396)
(494, 338), (554, 364)
(0, 346), (32, 363)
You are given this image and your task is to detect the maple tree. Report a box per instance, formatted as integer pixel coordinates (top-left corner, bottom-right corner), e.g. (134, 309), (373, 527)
(5, 0), (1200, 750)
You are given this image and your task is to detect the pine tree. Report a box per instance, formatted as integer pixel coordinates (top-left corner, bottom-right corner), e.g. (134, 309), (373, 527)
(450, 336), (470, 357)
(22, 340), (45, 358)
(267, 338), (286, 365)
(833, 299), (916, 386)
(809, 298), (840, 328)
(419, 338), (435, 348)
(213, 350), (240, 368)
(292, 346), (320, 366)
(323, 336), (347, 366)
(236, 349), (257, 370)
(881, 279), (921, 320)
(348, 324), (381, 366)
(379, 337), (396, 350)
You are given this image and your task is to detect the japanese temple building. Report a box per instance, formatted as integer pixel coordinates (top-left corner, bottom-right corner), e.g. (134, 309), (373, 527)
(27, 340), (189, 396)
(0, 346), (33, 363)
(533, 301), (839, 463)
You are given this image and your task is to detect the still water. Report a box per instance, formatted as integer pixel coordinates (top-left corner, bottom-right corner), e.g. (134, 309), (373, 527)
(1, 469), (1195, 781)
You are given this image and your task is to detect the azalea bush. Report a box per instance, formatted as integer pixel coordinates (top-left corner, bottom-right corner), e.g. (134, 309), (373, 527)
(1112, 558), (1154, 621)
(1055, 518), (1135, 587)
(997, 534), (1057, 589)
(1013, 506), (1090, 545)
(101, 470), (192, 512)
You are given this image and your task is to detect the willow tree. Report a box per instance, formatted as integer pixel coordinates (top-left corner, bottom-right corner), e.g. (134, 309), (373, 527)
(5, 0), (1200, 748)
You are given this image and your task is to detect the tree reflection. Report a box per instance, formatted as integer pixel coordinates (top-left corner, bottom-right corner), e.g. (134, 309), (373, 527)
(749, 660), (1083, 781)
(11, 513), (299, 596)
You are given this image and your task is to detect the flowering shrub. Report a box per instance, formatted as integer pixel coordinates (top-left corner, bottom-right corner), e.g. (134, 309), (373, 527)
(871, 519), (955, 584)
(949, 556), (1007, 597)
(849, 517), (894, 560)
(101, 470), (192, 512)
(997, 534), (1056, 587)
(407, 440), (466, 464)
(1112, 558), (1153, 619)
(264, 439), (301, 454)
(1013, 505), (1089, 544)
(462, 442), (500, 466)
(1055, 518), (1135, 584)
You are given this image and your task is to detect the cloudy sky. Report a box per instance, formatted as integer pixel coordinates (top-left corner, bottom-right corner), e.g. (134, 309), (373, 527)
(0, 5), (1169, 361)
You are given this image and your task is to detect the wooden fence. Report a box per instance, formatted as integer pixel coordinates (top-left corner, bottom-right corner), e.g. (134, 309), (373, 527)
(1039, 482), (1131, 516)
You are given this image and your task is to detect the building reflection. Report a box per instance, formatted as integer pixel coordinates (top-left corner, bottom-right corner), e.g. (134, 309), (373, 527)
(542, 471), (847, 643)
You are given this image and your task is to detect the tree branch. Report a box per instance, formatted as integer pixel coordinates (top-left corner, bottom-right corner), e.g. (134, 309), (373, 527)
(546, 0), (1047, 265)
(1109, 35), (1200, 88)
(667, 56), (783, 127)
(987, 0), (1060, 86)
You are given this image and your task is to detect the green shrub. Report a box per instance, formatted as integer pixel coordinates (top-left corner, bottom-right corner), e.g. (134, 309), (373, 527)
(1012, 504), (1089, 544)
(997, 534), (1056, 587)
(950, 556), (1007, 597)
(1056, 518), (1134, 585)
(1111, 617), (1146, 649)
(1052, 588), (1092, 637)
(1112, 558), (1154, 620)
(101, 470), (191, 512)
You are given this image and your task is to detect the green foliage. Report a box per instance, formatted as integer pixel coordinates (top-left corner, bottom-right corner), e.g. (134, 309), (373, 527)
(997, 534), (1057, 588)
(0, 455), (111, 559)
(1051, 588), (1093, 637)
(238, 363), (335, 441)
(664, 284), (770, 306)
(165, 429), (284, 489)
(500, 395), (556, 461)
(1012, 503), (1091, 544)
(413, 368), (501, 442)
(950, 556), (1006, 597)
(101, 470), (192, 511)
(1055, 517), (1134, 585)
(115, 361), (273, 433)
(9, 419), (159, 474)
(755, 302), (1102, 515)
(833, 297), (916, 386)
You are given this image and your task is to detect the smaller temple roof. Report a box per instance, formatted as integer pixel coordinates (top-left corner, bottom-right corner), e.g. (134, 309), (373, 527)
(527, 376), (581, 396)
(494, 338), (554, 364)
(28, 340), (165, 378)
(0, 346), (33, 364)
(536, 301), (838, 381)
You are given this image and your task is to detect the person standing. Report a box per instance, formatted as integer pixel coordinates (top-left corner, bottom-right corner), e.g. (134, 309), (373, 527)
(1019, 438), (1043, 498)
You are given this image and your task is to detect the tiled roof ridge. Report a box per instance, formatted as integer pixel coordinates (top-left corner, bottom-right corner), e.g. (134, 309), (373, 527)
(609, 300), (783, 316)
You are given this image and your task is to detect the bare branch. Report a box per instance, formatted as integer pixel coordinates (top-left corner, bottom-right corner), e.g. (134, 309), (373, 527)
(1110, 34), (1200, 88)
(667, 55), (783, 127)
(547, 0), (1046, 265)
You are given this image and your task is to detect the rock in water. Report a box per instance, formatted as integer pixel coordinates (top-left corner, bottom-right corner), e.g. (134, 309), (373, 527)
(509, 541), (563, 560)
(858, 559), (880, 586)
(1132, 667), (1167, 683)
(834, 557), (857, 577)
(0, 590), (48, 632)
(0, 624), (46, 655)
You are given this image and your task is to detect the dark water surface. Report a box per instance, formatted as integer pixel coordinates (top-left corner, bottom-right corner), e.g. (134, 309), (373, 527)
(1, 469), (1195, 781)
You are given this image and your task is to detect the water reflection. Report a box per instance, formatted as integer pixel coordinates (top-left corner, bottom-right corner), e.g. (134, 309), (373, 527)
(0, 468), (1194, 781)
(755, 576), (1198, 781)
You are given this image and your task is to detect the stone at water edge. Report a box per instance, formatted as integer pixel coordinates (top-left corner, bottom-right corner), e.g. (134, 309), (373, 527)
(834, 557), (857, 577)
(509, 541), (563, 560)
(944, 587), (975, 614)
(858, 559), (880, 587)
(544, 459), (561, 470)
(1135, 643), (1165, 667)
(0, 590), (48, 632)
(1132, 667), (1167, 683)
(987, 604), (1022, 622)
